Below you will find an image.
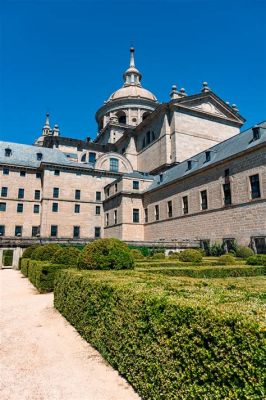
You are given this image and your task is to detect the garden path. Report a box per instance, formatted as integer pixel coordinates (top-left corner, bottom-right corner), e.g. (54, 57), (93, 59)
(0, 270), (140, 400)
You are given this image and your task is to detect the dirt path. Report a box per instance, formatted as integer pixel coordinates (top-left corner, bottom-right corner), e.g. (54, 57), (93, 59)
(0, 270), (140, 400)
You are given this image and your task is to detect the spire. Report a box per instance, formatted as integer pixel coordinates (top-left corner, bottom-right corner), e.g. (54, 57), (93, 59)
(123, 47), (142, 87)
(44, 113), (50, 128)
(42, 113), (52, 136)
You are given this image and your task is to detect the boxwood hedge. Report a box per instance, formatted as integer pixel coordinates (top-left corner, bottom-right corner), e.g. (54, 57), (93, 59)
(54, 269), (265, 400)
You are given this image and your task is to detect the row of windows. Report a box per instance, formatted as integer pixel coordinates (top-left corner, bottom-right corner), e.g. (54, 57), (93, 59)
(105, 208), (140, 226)
(0, 202), (101, 215)
(141, 131), (156, 149)
(2, 168), (42, 178)
(4, 148), (43, 161)
(0, 225), (101, 238)
(106, 180), (139, 197)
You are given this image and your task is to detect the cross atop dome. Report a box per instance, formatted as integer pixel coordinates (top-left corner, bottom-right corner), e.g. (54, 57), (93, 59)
(123, 47), (142, 87)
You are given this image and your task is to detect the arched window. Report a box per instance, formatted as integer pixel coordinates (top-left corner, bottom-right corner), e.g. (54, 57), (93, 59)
(142, 112), (150, 121)
(146, 131), (151, 145)
(81, 153), (86, 162)
(116, 111), (126, 124)
(110, 158), (119, 172)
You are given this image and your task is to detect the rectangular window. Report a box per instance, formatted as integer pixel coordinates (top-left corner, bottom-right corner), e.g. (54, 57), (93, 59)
(95, 227), (101, 238)
(33, 204), (40, 214)
(223, 183), (232, 205)
(133, 208), (139, 223)
(54, 170), (60, 176)
(1, 187), (8, 197)
(224, 168), (230, 184)
(73, 226), (80, 238)
(144, 208), (148, 223)
(75, 189), (81, 200)
(106, 188), (110, 197)
(250, 174), (261, 199)
(96, 205), (101, 215)
(15, 225), (22, 236)
(20, 171), (26, 177)
(133, 181), (139, 190)
(18, 188), (24, 199)
(182, 196), (188, 214)
(110, 158), (119, 172)
(32, 226), (40, 237)
(36, 172), (42, 178)
(76, 171), (81, 176)
(17, 203), (23, 213)
(35, 190), (41, 200)
(50, 225), (58, 237)
(0, 225), (5, 236)
(3, 168), (9, 175)
(0, 202), (6, 211)
(155, 205), (159, 221)
(200, 190), (208, 210)
(106, 213), (109, 226)
(89, 152), (96, 163)
(115, 183), (118, 192)
(74, 204), (80, 213)
(53, 187), (59, 198)
(52, 202), (58, 212)
(114, 210), (118, 224)
(167, 201), (173, 218)
(96, 191), (101, 201)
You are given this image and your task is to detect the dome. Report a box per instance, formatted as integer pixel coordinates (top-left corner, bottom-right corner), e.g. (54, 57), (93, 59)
(108, 86), (157, 102)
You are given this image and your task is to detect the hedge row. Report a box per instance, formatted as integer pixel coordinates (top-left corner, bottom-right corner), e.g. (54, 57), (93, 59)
(137, 265), (266, 278)
(54, 269), (265, 400)
(21, 258), (69, 293)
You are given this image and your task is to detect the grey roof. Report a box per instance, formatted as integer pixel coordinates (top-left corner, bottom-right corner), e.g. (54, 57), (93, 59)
(148, 121), (266, 191)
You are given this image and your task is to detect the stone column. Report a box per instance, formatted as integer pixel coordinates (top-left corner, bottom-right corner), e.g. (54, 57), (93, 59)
(0, 249), (3, 269)
(12, 247), (23, 270)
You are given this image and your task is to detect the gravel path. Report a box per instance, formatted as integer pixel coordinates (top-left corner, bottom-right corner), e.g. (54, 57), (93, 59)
(0, 270), (140, 400)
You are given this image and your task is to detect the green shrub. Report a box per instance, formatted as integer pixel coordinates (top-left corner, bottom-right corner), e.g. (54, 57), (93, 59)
(236, 246), (254, 259)
(218, 254), (236, 265)
(130, 249), (145, 260)
(54, 269), (265, 400)
(209, 242), (224, 256)
(22, 244), (41, 259)
(31, 244), (61, 261)
(246, 254), (266, 266)
(27, 259), (70, 292)
(179, 249), (203, 263)
(151, 252), (165, 260)
(129, 246), (151, 257)
(78, 238), (134, 270)
(168, 252), (180, 259)
(51, 246), (80, 266)
(20, 258), (31, 276)
(3, 249), (13, 266)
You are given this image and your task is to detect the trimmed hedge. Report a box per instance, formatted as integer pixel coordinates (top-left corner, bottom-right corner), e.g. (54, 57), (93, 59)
(236, 246), (254, 259)
(179, 249), (203, 263)
(20, 258), (31, 276)
(22, 244), (41, 259)
(54, 270), (265, 400)
(31, 244), (61, 261)
(217, 254), (236, 265)
(246, 254), (266, 266)
(51, 246), (80, 265)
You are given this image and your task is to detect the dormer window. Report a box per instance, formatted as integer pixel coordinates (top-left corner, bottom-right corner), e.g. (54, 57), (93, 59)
(205, 151), (211, 162)
(159, 174), (163, 183)
(252, 126), (260, 141)
(36, 152), (43, 161)
(187, 160), (192, 170)
(5, 148), (12, 157)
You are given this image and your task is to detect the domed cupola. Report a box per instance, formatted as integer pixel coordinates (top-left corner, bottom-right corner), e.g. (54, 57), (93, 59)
(95, 48), (158, 134)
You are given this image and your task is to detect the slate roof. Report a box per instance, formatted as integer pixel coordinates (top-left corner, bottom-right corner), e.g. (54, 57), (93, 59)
(147, 121), (266, 191)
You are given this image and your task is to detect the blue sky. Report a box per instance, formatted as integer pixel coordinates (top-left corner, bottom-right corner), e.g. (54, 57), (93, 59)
(1, 0), (265, 144)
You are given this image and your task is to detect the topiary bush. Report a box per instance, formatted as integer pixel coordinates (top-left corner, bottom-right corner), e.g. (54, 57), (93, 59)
(151, 252), (165, 260)
(130, 249), (145, 260)
(236, 246), (254, 259)
(78, 238), (134, 270)
(179, 249), (203, 263)
(246, 254), (266, 266)
(168, 252), (180, 260)
(31, 244), (61, 262)
(51, 246), (80, 266)
(218, 254), (236, 265)
(22, 244), (41, 259)
(27, 260), (70, 292)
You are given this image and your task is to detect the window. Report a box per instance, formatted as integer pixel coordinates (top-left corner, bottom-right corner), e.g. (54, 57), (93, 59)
(0, 225), (5, 236)
(73, 226), (80, 238)
(144, 208), (148, 223)
(18, 188), (24, 199)
(142, 138), (146, 149)
(76, 171), (81, 176)
(155, 205), (159, 221)
(17, 203), (23, 213)
(133, 208), (139, 223)
(5, 148), (12, 157)
(96, 191), (101, 201)
(1, 187), (8, 197)
(152, 131), (155, 141)
(52, 203), (58, 212)
(146, 131), (151, 145)
(182, 196), (188, 214)
(0, 202), (6, 211)
(96, 206), (101, 215)
(36, 172), (42, 178)
(15, 225), (22, 236)
(3, 168), (9, 175)
(250, 174), (261, 199)
(110, 158), (119, 172)
(114, 210), (118, 224)
(205, 151), (211, 162)
(252, 126), (261, 141)
(74, 204), (80, 213)
(54, 170), (60, 176)
(115, 183), (118, 192)
(81, 153), (86, 162)
(117, 112), (126, 124)
(106, 213), (109, 226)
(200, 190), (208, 210)
(106, 188), (110, 197)
(167, 201), (173, 218)
(50, 225), (58, 237)
(89, 152), (96, 163)
(160, 174), (163, 183)
(224, 169), (230, 177)
(223, 183), (232, 205)
(187, 160), (192, 170)
(32, 226), (40, 237)
(95, 227), (101, 238)
(20, 171), (26, 177)
(133, 181), (139, 190)
(35, 190), (41, 200)
(53, 187), (59, 198)
(75, 189), (81, 200)
(33, 204), (40, 214)
(36, 152), (43, 161)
